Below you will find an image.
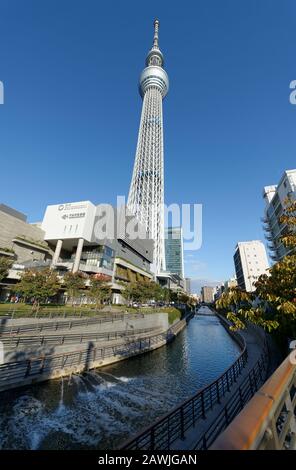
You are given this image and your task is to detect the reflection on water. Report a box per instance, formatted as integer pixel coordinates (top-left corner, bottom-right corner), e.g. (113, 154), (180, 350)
(0, 312), (240, 449)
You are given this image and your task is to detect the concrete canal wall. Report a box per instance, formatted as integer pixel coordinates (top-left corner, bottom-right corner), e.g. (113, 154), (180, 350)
(0, 312), (190, 393)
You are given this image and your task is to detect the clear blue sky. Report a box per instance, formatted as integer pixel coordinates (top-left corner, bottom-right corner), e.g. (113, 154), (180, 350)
(0, 0), (295, 289)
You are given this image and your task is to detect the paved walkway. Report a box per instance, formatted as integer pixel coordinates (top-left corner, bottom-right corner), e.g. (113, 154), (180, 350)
(171, 315), (269, 450)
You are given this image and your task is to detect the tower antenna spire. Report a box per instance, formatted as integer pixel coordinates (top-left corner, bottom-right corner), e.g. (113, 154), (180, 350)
(153, 18), (159, 48)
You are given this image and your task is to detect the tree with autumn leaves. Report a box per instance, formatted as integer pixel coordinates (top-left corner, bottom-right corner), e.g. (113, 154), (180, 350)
(13, 268), (60, 311)
(216, 197), (296, 350)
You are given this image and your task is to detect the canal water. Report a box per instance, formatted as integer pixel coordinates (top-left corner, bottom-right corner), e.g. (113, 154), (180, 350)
(0, 308), (240, 450)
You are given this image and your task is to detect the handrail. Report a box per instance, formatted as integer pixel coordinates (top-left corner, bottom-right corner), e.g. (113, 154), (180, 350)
(1, 326), (159, 349)
(0, 313), (144, 336)
(210, 353), (296, 450)
(0, 310), (144, 321)
(0, 318), (186, 390)
(194, 343), (269, 449)
(121, 324), (248, 450)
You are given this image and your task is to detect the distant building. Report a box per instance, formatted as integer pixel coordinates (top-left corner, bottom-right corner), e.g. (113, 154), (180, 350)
(201, 286), (214, 303)
(263, 169), (296, 261)
(224, 277), (238, 290)
(214, 284), (225, 301)
(0, 203), (50, 264)
(0, 203), (52, 299)
(184, 277), (191, 294)
(165, 227), (184, 278)
(233, 241), (269, 292)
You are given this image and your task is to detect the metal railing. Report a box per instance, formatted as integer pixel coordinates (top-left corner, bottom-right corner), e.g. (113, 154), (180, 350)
(0, 313), (144, 336)
(211, 352), (296, 450)
(0, 318), (186, 390)
(0, 309), (139, 320)
(121, 330), (248, 450)
(195, 345), (269, 449)
(1, 326), (159, 349)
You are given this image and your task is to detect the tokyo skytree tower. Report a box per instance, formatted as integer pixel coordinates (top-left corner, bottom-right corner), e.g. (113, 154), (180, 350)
(127, 19), (169, 274)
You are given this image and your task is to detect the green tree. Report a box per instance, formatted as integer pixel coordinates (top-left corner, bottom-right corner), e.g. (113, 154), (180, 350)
(88, 276), (112, 309)
(121, 280), (164, 305)
(63, 271), (86, 306)
(14, 268), (60, 311)
(0, 256), (14, 282)
(216, 198), (296, 349)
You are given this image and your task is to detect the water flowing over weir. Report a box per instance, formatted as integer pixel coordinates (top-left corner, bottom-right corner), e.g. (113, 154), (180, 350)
(0, 313), (241, 450)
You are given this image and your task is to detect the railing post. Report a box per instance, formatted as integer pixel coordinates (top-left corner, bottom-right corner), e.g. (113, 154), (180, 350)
(25, 360), (31, 377)
(253, 368), (258, 391)
(249, 373), (254, 395)
(201, 392), (206, 419)
(150, 428), (155, 450)
(39, 356), (45, 374)
(226, 370), (230, 392)
(238, 386), (244, 409)
(216, 381), (220, 404)
(202, 434), (207, 450)
(180, 406), (185, 439)
(224, 406), (229, 426)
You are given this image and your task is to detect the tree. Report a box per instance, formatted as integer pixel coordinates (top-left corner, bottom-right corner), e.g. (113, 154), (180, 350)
(14, 268), (60, 311)
(216, 198), (296, 350)
(0, 256), (14, 282)
(88, 276), (112, 309)
(63, 271), (86, 306)
(121, 280), (164, 305)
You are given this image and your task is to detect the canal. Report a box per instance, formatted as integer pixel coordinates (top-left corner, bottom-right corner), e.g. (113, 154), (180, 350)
(0, 308), (241, 450)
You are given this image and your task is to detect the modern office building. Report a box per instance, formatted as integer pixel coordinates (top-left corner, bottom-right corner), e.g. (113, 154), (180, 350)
(41, 201), (154, 303)
(201, 286), (214, 304)
(184, 278), (191, 294)
(165, 227), (184, 278)
(128, 20), (169, 274)
(233, 241), (269, 292)
(262, 169), (296, 261)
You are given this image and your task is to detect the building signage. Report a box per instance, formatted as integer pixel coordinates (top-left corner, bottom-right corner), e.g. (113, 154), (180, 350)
(41, 201), (96, 242)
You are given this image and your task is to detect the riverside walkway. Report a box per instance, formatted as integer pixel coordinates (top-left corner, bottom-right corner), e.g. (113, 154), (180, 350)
(122, 307), (271, 450)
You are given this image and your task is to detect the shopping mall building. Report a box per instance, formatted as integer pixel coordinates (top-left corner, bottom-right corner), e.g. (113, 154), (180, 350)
(41, 200), (154, 303)
(0, 200), (185, 302)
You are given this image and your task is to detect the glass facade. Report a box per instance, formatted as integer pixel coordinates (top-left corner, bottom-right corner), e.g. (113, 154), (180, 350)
(71, 245), (114, 271)
(165, 227), (184, 277)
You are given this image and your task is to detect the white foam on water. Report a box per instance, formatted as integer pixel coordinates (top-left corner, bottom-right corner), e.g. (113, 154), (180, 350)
(0, 372), (176, 449)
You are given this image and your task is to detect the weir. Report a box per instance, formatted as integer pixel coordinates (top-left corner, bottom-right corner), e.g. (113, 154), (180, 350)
(0, 308), (243, 450)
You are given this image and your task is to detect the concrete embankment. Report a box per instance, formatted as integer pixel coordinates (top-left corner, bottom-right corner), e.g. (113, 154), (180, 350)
(0, 312), (191, 393)
(1, 312), (169, 359)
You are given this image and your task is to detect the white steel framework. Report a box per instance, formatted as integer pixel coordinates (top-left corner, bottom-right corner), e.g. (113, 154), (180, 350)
(128, 19), (169, 274)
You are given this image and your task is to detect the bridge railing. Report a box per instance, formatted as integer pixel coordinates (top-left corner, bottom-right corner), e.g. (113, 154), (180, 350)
(121, 330), (248, 450)
(210, 352), (296, 450)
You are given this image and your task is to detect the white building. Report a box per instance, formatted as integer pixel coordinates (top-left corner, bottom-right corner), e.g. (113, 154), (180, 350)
(263, 169), (296, 261)
(233, 241), (269, 292)
(41, 201), (154, 303)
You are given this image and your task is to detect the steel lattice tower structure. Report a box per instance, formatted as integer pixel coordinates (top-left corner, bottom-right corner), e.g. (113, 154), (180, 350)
(128, 19), (169, 274)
